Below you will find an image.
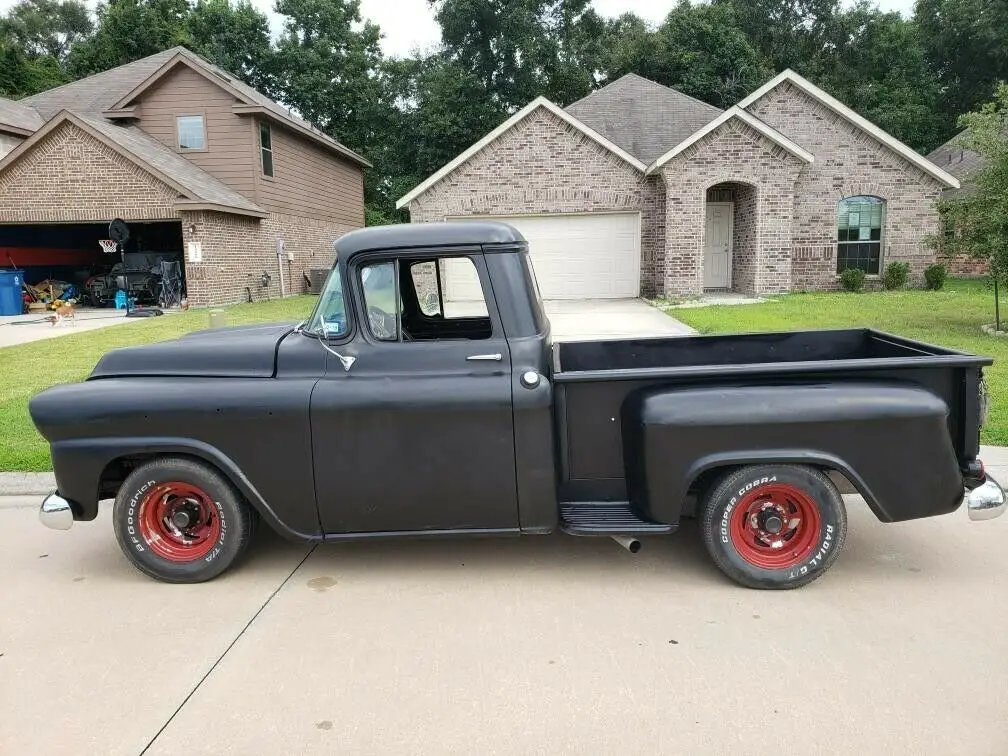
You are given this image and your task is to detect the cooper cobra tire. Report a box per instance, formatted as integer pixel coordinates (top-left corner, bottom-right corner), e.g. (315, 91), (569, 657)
(112, 457), (253, 583)
(700, 465), (847, 590)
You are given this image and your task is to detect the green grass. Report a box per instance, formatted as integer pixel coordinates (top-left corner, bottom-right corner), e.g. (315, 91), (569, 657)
(0, 297), (316, 472)
(668, 278), (1008, 446)
(5, 279), (1008, 471)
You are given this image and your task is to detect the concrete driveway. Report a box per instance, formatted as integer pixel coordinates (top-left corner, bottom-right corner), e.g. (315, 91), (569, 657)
(3, 449), (1008, 754)
(0, 309), (134, 348)
(544, 298), (693, 340)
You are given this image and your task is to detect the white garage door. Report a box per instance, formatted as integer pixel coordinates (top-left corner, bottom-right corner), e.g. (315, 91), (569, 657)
(444, 213), (641, 300)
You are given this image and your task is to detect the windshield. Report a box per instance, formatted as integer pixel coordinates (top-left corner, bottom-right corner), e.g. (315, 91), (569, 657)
(305, 266), (348, 338)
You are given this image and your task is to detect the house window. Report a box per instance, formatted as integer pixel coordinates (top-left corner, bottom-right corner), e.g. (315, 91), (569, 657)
(837, 196), (884, 275)
(176, 115), (205, 150)
(259, 122), (274, 177)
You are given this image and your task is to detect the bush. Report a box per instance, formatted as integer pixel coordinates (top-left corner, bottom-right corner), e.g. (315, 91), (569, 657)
(839, 268), (866, 292)
(924, 263), (947, 291)
(881, 261), (910, 290)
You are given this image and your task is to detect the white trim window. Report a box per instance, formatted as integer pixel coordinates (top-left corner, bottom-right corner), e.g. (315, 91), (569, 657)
(176, 115), (205, 150)
(259, 121), (274, 177)
(837, 196), (884, 275)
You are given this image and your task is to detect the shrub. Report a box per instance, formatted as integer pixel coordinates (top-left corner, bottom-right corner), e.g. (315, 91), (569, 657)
(881, 261), (910, 290)
(839, 268), (866, 292)
(924, 263), (947, 291)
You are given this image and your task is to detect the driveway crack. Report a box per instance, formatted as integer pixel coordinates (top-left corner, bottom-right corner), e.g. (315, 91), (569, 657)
(139, 544), (317, 755)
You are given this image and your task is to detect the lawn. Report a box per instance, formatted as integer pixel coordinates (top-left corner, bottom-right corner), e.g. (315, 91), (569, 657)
(0, 296), (316, 472)
(4, 279), (1007, 472)
(668, 278), (1008, 446)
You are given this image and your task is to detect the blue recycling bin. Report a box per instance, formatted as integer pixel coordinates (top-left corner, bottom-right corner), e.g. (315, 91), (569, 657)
(0, 269), (24, 316)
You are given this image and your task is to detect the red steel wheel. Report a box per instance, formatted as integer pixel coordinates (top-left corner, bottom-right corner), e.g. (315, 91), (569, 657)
(137, 482), (221, 562)
(729, 483), (822, 569)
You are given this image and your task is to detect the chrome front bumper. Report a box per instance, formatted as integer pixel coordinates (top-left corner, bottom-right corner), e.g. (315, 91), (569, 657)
(40, 492), (74, 530)
(966, 475), (1006, 521)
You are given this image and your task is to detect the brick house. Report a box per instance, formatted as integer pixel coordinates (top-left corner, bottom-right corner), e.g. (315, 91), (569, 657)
(0, 47), (368, 307)
(926, 132), (993, 277)
(398, 71), (960, 300)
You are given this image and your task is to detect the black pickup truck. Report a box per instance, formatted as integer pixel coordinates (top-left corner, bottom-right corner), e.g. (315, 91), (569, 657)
(30, 222), (1005, 589)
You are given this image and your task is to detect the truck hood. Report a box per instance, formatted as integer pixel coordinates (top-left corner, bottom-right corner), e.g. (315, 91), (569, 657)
(90, 322), (297, 379)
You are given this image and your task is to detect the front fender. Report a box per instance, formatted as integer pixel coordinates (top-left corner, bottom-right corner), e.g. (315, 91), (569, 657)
(622, 382), (965, 525)
(50, 436), (321, 542)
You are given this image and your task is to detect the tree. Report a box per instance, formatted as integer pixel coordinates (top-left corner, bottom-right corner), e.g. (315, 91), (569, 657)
(270, 0), (384, 154)
(714, 0), (842, 74)
(431, 0), (605, 109)
(2, 0), (92, 62)
(819, 4), (944, 152)
(939, 85), (1008, 323)
(187, 0), (274, 92)
(66, 0), (190, 77)
(603, 3), (772, 107)
(916, 0), (1008, 143)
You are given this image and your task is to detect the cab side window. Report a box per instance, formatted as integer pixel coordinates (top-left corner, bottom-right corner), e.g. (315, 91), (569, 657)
(359, 256), (493, 342)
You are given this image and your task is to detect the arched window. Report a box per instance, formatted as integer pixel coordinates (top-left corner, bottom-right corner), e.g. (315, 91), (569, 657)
(837, 196), (884, 274)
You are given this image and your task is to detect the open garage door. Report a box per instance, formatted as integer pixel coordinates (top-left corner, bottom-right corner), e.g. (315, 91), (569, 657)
(444, 212), (641, 300)
(0, 221), (184, 308)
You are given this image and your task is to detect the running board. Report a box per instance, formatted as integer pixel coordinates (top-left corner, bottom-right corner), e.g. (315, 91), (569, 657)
(560, 502), (674, 536)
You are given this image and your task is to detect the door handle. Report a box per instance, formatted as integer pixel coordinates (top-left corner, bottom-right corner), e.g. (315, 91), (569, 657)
(467, 353), (502, 362)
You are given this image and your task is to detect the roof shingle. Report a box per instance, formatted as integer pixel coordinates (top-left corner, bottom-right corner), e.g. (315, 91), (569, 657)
(566, 73), (723, 164)
(0, 98), (44, 133)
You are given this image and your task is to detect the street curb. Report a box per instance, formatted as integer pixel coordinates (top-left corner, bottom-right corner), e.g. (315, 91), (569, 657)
(0, 472), (56, 496)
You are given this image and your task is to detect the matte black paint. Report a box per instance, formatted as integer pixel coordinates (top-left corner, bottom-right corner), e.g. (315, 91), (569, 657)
(623, 383), (964, 524)
(28, 222), (991, 544)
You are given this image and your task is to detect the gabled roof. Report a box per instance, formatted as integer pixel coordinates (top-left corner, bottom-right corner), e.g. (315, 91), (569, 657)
(927, 130), (993, 198)
(566, 73), (723, 164)
(738, 69), (960, 189)
(103, 48), (370, 168)
(0, 98), (43, 136)
(19, 46), (370, 168)
(0, 110), (267, 217)
(396, 96), (647, 209)
(646, 106), (814, 173)
(21, 47), (179, 120)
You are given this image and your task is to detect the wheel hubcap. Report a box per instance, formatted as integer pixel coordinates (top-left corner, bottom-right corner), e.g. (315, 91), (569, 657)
(137, 482), (221, 563)
(729, 483), (822, 569)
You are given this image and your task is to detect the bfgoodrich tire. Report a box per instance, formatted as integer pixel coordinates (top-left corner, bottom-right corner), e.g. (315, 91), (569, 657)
(112, 457), (253, 583)
(700, 465), (847, 590)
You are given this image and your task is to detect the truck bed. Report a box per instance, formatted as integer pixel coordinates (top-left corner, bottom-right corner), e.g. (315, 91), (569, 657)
(555, 328), (978, 375)
(552, 329), (991, 503)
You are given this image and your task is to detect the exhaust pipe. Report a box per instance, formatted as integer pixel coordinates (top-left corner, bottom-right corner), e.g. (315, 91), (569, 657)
(611, 535), (641, 554)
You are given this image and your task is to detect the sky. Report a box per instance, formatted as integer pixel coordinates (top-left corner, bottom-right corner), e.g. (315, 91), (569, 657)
(0, 0), (919, 58)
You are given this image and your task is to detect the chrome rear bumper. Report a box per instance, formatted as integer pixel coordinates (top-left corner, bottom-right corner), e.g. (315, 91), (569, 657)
(966, 475), (1006, 521)
(40, 492), (74, 530)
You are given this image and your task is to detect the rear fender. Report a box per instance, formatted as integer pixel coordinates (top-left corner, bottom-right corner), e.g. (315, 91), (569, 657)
(622, 382), (965, 525)
(50, 436), (321, 542)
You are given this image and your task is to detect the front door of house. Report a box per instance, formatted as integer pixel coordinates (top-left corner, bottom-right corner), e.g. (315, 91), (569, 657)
(703, 203), (733, 289)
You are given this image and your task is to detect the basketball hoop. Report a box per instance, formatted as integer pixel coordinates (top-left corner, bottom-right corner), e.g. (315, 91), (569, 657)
(99, 239), (118, 255)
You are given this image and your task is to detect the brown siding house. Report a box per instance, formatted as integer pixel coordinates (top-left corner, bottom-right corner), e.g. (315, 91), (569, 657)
(399, 72), (960, 300)
(0, 47), (368, 307)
